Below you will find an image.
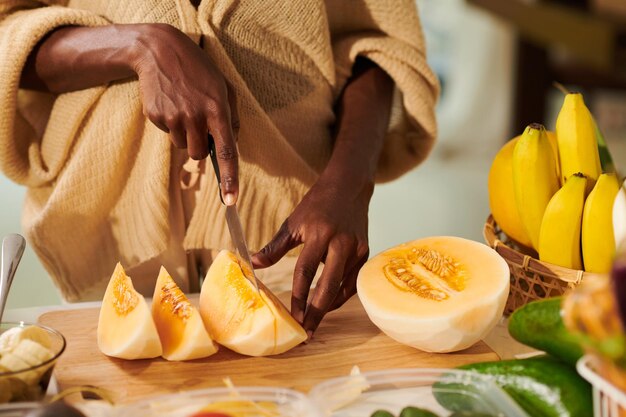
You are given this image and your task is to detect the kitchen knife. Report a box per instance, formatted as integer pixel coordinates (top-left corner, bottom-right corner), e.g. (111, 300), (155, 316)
(207, 136), (260, 291)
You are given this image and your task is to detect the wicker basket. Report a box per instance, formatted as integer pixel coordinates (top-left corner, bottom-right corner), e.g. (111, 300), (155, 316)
(483, 214), (596, 315)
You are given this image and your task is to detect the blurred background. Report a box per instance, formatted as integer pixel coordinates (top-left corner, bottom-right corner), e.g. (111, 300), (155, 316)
(3, 0), (626, 308)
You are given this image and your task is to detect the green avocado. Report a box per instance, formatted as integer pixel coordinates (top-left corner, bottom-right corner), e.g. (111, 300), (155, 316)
(434, 356), (592, 417)
(508, 297), (584, 366)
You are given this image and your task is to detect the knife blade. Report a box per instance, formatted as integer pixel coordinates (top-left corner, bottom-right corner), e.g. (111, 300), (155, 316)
(207, 134), (260, 292)
(225, 204), (259, 291)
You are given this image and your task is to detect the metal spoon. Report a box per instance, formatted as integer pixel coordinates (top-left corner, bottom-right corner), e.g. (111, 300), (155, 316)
(0, 234), (26, 323)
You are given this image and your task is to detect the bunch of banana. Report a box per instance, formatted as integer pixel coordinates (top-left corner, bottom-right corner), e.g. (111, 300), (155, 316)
(0, 325), (56, 403)
(488, 91), (623, 273)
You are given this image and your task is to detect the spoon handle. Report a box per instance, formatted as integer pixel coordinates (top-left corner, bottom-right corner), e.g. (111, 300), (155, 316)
(0, 234), (26, 323)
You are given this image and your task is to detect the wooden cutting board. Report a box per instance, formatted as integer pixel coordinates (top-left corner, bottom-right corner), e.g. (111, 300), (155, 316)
(39, 294), (498, 404)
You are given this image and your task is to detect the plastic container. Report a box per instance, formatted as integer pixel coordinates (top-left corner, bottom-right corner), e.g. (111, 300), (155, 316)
(115, 386), (322, 417)
(578, 356), (626, 417)
(308, 368), (530, 417)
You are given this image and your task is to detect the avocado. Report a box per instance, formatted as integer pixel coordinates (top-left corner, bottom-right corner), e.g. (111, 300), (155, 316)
(508, 297), (584, 366)
(434, 356), (592, 417)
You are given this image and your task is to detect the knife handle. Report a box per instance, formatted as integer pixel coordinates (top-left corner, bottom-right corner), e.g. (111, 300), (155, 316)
(208, 134), (225, 205)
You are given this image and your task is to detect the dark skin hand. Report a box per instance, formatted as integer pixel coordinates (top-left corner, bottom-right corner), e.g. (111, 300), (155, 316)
(252, 58), (394, 336)
(21, 24), (394, 335)
(21, 23), (239, 204)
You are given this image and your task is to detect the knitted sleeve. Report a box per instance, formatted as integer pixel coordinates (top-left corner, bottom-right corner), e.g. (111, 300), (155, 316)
(326, 0), (440, 182)
(0, 1), (110, 187)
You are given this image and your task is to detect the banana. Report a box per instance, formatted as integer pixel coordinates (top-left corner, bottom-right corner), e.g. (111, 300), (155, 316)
(545, 131), (562, 185)
(0, 325), (52, 354)
(539, 173), (587, 270)
(582, 173), (621, 273)
(488, 137), (533, 247)
(556, 93), (602, 193)
(12, 339), (54, 367)
(513, 124), (560, 250)
(615, 179), (626, 250)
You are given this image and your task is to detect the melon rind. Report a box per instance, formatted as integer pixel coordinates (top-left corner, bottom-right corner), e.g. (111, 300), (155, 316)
(199, 250), (306, 356)
(357, 236), (509, 353)
(97, 263), (162, 359)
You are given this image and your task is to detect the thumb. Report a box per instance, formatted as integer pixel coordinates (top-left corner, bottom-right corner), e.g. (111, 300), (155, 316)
(251, 222), (296, 269)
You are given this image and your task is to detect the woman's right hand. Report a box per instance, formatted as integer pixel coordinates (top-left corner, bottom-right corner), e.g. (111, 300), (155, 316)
(21, 23), (239, 204)
(131, 24), (239, 204)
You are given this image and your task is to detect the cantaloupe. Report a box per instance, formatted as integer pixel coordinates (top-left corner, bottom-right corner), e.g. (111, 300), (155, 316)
(199, 250), (307, 356)
(357, 237), (510, 353)
(97, 263), (162, 359)
(152, 267), (218, 361)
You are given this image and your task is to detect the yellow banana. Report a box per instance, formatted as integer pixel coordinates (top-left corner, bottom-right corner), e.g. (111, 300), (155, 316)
(488, 137), (533, 247)
(539, 173), (587, 270)
(614, 179), (626, 250)
(556, 93), (602, 193)
(582, 173), (620, 273)
(513, 124), (560, 250)
(546, 131), (562, 185)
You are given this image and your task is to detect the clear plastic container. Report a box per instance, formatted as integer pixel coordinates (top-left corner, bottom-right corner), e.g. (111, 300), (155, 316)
(115, 386), (323, 417)
(308, 368), (530, 417)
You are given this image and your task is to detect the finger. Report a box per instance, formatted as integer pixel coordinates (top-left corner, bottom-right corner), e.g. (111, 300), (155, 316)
(170, 127), (187, 149)
(303, 243), (347, 336)
(226, 83), (240, 141)
(291, 241), (325, 325)
(186, 118), (209, 160)
(251, 222), (296, 269)
(329, 253), (368, 311)
(207, 92), (238, 205)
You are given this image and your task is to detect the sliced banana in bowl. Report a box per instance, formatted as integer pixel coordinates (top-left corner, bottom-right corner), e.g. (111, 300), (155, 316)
(0, 322), (65, 404)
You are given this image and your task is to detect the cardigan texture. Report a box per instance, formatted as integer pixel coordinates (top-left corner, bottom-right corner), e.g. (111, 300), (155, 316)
(0, 0), (439, 301)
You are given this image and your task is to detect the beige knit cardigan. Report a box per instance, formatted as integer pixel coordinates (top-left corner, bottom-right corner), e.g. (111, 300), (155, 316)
(0, 0), (439, 301)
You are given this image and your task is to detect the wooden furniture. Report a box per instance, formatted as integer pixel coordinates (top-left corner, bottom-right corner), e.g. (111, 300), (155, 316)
(39, 293), (498, 404)
(467, 0), (626, 134)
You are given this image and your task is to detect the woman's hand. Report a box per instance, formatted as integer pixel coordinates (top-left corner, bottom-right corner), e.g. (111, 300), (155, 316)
(21, 23), (239, 203)
(252, 175), (372, 337)
(252, 57), (395, 336)
(131, 24), (239, 203)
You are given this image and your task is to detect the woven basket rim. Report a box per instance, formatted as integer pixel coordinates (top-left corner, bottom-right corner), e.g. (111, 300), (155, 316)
(483, 214), (596, 285)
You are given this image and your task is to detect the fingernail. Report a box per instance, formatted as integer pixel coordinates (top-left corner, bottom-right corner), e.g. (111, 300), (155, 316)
(224, 193), (236, 206)
(306, 330), (314, 341)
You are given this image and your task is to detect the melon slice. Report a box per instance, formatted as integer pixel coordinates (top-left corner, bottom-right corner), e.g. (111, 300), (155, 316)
(199, 250), (306, 356)
(97, 263), (162, 359)
(152, 267), (218, 361)
(357, 236), (510, 353)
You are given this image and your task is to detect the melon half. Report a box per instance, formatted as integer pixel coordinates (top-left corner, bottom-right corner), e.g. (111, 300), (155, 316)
(97, 263), (162, 359)
(152, 267), (218, 361)
(357, 237), (510, 353)
(199, 250), (307, 356)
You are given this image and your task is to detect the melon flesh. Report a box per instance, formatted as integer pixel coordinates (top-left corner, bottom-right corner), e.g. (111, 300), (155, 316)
(152, 267), (218, 361)
(199, 250), (306, 356)
(97, 263), (163, 359)
(357, 236), (510, 353)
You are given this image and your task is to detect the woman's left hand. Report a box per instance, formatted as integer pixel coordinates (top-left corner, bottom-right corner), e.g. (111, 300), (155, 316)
(252, 57), (394, 336)
(251, 174), (372, 337)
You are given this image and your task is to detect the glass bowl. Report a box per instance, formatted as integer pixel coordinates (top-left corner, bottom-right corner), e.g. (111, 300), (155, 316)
(0, 322), (66, 404)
